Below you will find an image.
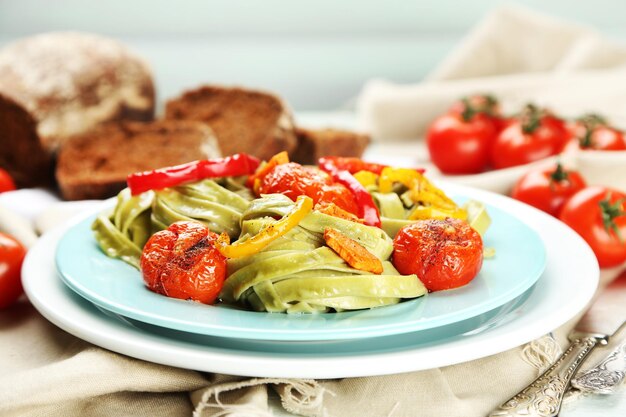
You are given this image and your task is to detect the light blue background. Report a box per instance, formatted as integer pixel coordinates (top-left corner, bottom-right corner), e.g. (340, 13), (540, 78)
(1, 1), (625, 109)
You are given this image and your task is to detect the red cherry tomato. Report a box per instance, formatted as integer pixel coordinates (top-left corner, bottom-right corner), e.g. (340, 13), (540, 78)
(392, 218), (483, 292)
(448, 94), (502, 120)
(542, 114), (571, 151)
(566, 123), (626, 153)
(566, 114), (625, 152)
(559, 187), (626, 268)
(259, 162), (359, 215)
(581, 126), (626, 150)
(140, 221), (227, 304)
(0, 233), (27, 309)
(491, 105), (569, 170)
(0, 168), (16, 193)
(427, 95), (501, 174)
(511, 164), (587, 217)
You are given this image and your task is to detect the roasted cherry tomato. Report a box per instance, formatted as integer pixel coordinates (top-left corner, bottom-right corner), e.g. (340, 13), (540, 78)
(0, 233), (27, 309)
(511, 163), (587, 217)
(566, 114), (626, 152)
(140, 221), (227, 304)
(258, 162), (359, 215)
(0, 168), (16, 193)
(392, 218), (483, 292)
(559, 187), (626, 268)
(427, 95), (501, 174)
(491, 104), (569, 170)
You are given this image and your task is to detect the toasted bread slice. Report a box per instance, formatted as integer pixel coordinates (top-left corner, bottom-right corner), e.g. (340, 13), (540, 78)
(165, 85), (297, 161)
(56, 120), (221, 200)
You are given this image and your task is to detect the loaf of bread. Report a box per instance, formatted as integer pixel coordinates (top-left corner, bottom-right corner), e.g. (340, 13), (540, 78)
(291, 127), (370, 165)
(0, 32), (156, 187)
(0, 93), (54, 187)
(165, 85), (297, 161)
(56, 120), (221, 201)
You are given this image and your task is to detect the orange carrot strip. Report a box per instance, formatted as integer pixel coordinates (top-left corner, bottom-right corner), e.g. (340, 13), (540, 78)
(323, 227), (383, 274)
(315, 202), (365, 224)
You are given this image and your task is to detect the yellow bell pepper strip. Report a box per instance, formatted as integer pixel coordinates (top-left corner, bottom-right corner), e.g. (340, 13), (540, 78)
(127, 153), (261, 196)
(215, 195), (313, 258)
(353, 170), (379, 188)
(318, 158), (381, 227)
(379, 167), (467, 220)
(378, 167), (414, 194)
(247, 151), (290, 195)
(408, 205), (467, 221)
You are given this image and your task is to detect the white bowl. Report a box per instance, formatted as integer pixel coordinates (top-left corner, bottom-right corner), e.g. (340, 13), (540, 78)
(572, 149), (626, 192)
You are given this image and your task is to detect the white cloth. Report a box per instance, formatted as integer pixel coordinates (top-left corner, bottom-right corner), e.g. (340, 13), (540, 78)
(358, 5), (626, 139)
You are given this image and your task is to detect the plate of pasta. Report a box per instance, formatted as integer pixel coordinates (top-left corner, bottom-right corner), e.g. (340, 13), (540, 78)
(55, 154), (546, 342)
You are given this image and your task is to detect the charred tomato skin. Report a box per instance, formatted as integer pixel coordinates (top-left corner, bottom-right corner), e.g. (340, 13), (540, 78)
(392, 218), (483, 292)
(140, 221), (226, 304)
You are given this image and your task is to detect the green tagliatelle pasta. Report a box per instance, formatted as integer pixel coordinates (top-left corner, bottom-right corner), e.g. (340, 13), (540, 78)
(151, 179), (250, 237)
(92, 188), (153, 269)
(92, 180), (430, 314)
(371, 189), (491, 238)
(219, 194), (426, 313)
(92, 179), (251, 268)
(371, 191), (418, 238)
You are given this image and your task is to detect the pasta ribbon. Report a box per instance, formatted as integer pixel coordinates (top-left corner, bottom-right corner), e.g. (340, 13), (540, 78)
(93, 179), (251, 267)
(215, 195), (313, 258)
(219, 194), (426, 313)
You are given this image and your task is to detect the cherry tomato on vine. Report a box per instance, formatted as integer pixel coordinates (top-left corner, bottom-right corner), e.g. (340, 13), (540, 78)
(392, 218), (483, 292)
(0, 168), (16, 193)
(566, 114), (626, 152)
(427, 95), (501, 174)
(511, 163), (587, 217)
(140, 221), (227, 304)
(0, 233), (27, 309)
(559, 187), (626, 268)
(491, 104), (569, 170)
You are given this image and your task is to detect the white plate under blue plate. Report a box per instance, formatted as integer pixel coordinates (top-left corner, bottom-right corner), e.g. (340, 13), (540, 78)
(23, 184), (598, 378)
(55, 183), (546, 341)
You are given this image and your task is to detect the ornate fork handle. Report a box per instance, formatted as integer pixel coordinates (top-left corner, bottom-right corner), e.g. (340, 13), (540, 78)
(488, 334), (608, 417)
(572, 340), (626, 393)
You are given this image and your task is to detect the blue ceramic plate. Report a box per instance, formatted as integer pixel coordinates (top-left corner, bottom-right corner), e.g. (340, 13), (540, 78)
(56, 191), (546, 342)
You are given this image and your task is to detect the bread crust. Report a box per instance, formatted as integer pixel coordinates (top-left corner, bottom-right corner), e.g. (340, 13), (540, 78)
(291, 127), (370, 165)
(56, 120), (221, 200)
(0, 32), (156, 149)
(165, 85), (297, 161)
(0, 32), (156, 187)
(0, 93), (53, 187)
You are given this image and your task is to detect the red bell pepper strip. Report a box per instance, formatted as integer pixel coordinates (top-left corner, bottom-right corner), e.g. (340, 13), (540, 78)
(318, 157), (425, 175)
(127, 153), (261, 195)
(318, 158), (381, 228)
